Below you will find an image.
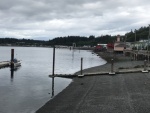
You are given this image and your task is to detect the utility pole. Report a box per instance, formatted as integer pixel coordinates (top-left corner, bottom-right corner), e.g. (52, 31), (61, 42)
(134, 29), (136, 60)
(135, 29), (136, 50)
(148, 25), (150, 64)
(124, 35), (127, 49)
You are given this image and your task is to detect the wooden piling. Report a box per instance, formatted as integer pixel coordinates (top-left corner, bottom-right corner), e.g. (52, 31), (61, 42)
(109, 59), (115, 75)
(81, 57), (83, 75)
(11, 49), (14, 68)
(111, 59), (114, 73)
(52, 46), (55, 76)
(142, 60), (148, 73)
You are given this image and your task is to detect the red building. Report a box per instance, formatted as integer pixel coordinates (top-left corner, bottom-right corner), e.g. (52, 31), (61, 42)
(107, 43), (114, 49)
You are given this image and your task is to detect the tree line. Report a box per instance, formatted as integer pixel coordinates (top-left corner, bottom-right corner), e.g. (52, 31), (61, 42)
(0, 38), (47, 46)
(47, 35), (116, 46)
(125, 26), (150, 42)
(47, 25), (150, 46)
(0, 25), (149, 47)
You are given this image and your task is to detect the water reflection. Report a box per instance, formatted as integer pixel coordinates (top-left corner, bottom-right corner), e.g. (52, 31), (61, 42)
(0, 47), (105, 113)
(10, 66), (21, 82)
(72, 49), (74, 60)
(51, 77), (54, 98)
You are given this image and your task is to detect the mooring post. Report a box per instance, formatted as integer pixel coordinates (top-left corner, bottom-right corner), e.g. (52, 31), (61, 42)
(109, 58), (115, 75)
(142, 59), (148, 73)
(111, 59), (114, 73)
(78, 57), (84, 77)
(81, 57), (83, 75)
(52, 46), (55, 76)
(11, 49), (14, 68)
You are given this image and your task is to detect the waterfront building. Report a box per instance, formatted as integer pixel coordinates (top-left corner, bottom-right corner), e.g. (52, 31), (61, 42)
(114, 35), (126, 53)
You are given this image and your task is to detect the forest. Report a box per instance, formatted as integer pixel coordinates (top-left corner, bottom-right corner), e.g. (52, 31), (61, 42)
(0, 38), (47, 46)
(125, 26), (150, 42)
(48, 25), (150, 46)
(0, 25), (149, 47)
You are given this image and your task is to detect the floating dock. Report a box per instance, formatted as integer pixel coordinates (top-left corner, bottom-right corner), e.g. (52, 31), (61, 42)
(49, 66), (150, 78)
(0, 61), (10, 68)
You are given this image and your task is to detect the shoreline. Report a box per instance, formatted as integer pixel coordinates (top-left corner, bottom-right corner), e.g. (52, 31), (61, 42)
(74, 51), (133, 75)
(95, 51), (131, 63)
(36, 52), (145, 113)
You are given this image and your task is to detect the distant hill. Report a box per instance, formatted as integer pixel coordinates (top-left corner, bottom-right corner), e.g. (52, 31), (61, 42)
(47, 35), (116, 46)
(0, 38), (47, 46)
(0, 25), (149, 47)
(48, 25), (150, 46)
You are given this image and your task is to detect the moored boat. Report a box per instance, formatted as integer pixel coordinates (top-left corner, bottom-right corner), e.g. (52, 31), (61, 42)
(10, 58), (21, 67)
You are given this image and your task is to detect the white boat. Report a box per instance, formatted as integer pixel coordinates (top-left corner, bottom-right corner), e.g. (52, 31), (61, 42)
(10, 58), (21, 67)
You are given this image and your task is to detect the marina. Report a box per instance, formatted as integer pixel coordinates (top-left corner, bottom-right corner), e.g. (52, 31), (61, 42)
(0, 46), (105, 113)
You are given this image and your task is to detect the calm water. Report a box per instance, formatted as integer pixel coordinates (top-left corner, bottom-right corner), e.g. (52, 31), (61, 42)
(0, 46), (106, 113)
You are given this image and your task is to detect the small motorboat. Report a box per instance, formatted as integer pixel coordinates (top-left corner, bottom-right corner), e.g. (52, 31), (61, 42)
(10, 58), (21, 67)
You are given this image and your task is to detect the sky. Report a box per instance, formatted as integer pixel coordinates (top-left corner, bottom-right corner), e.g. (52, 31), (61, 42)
(0, 0), (150, 40)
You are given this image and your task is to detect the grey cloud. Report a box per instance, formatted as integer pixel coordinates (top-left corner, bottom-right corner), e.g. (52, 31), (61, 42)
(0, 0), (150, 39)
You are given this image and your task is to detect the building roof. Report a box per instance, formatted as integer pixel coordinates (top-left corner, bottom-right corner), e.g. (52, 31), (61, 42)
(115, 44), (126, 47)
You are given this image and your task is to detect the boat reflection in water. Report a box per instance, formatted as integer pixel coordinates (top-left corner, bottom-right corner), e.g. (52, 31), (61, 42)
(10, 63), (21, 82)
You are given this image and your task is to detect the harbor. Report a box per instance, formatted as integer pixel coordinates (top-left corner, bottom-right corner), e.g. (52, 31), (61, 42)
(0, 46), (149, 113)
(1, 0), (150, 112)
(0, 46), (103, 113)
(0, 31), (150, 113)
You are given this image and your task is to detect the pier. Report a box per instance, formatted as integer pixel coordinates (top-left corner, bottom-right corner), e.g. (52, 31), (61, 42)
(49, 47), (150, 78)
(124, 50), (150, 61)
(49, 67), (150, 78)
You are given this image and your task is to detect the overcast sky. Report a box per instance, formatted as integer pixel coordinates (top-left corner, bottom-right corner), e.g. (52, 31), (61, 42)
(0, 0), (150, 40)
